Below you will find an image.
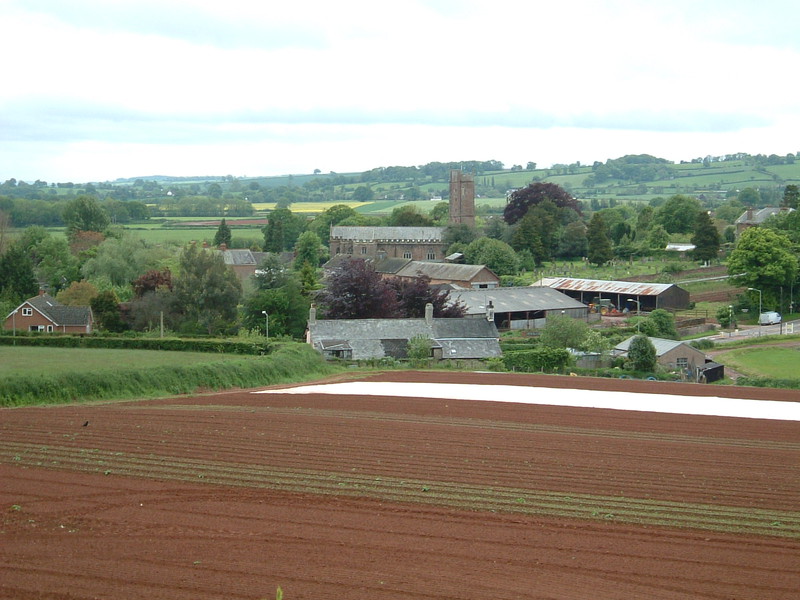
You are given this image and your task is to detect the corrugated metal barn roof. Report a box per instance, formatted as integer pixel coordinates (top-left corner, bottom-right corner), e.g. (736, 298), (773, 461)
(541, 277), (678, 296)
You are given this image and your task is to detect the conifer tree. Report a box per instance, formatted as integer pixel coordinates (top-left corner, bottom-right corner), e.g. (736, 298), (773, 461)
(587, 213), (613, 266)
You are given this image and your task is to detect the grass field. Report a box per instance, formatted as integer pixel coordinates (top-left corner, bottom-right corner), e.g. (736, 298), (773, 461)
(0, 346), (247, 376)
(715, 346), (800, 379)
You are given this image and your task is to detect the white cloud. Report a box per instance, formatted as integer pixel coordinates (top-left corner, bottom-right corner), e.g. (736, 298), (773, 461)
(2, 0), (800, 181)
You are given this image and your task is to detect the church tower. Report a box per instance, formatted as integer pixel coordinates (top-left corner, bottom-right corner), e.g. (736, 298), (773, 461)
(449, 170), (475, 227)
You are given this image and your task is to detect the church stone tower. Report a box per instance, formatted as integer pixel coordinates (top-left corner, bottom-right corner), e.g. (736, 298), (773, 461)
(449, 170), (475, 227)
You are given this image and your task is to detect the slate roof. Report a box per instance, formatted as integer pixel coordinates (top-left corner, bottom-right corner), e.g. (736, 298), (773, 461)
(735, 207), (794, 225)
(613, 336), (696, 357)
(394, 261), (498, 283)
(450, 287), (586, 315)
(219, 249), (270, 266)
(23, 294), (92, 326)
(308, 316), (501, 360)
(330, 226), (444, 242)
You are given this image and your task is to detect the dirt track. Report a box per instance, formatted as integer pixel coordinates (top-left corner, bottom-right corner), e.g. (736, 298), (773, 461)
(1, 371), (799, 599)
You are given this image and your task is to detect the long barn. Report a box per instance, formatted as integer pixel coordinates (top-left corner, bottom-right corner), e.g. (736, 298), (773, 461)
(538, 278), (690, 312)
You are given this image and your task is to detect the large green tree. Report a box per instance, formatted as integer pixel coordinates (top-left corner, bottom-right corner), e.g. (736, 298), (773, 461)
(81, 234), (172, 287)
(62, 195), (110, 239)
(0, 244), (38, 303)
(464, 237), (519, 275)
(294, 231), (325, 269)
(171, 243), (243, 334)
(654, 195), (702, 234)
(727, 228), (798, 310)
(262, 207), (306, 253)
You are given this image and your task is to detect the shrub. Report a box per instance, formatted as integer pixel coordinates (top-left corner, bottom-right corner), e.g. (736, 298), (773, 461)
(627, 335), (657, 372)
(502, 347), (571, 372)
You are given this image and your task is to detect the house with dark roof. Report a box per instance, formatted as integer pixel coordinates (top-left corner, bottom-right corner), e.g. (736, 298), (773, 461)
(217, 247), (270, 281)
(735, 206), (795, 235)
(450, 286), (589, 330)
(307, 304), (501, 361)
(4, 292), (93, 334)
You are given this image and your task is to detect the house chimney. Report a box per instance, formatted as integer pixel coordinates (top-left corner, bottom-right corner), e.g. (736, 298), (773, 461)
(309, 305), (316, 324)
(486, 300), (495, 322)
(425, 303), (433, 325)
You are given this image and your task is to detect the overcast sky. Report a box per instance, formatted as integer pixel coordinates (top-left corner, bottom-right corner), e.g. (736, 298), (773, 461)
(3, 0), (799, 183)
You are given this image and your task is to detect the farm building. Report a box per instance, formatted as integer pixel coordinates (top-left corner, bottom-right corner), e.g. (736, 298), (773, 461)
(613, 336), (710, 379)
(307, 304), (501, 361)
(450, 286), (589, 330)
(537, 278), (690, 312)
(4, 291), (93, 334)
(377, 258), (500, 289)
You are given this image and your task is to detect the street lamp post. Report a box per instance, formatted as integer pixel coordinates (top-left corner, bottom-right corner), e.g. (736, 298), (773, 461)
(261, 311), (269, 338)
(627, 298), (641, 333)
(748, 287), (762, 336)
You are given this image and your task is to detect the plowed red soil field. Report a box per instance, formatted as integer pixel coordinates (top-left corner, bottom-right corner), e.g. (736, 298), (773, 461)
(1, 371), (799, 600)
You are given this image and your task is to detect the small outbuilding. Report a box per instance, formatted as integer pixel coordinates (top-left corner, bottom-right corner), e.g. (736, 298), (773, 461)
(613, 336), (709, 379)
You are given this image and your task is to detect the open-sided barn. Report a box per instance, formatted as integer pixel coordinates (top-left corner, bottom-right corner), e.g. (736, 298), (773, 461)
(450, 287), (589, 330)
(538, 278), (690, 312)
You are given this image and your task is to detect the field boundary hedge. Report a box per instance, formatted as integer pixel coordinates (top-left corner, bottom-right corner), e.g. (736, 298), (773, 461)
(0, 334), (269, 354)
(0, 343), (341, 407)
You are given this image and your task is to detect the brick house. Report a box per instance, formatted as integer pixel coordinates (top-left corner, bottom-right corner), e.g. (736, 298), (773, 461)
(4, 292), (93, 334)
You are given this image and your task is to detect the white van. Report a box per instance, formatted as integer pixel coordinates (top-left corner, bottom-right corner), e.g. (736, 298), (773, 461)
(759, 311), (782, 325)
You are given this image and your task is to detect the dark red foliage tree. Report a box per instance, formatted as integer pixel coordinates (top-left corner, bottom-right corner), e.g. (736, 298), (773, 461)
(132, 268), (173, 299)
(319, 258), (400, 319)
(503, 182), (581, 225)
(389, 274), (466, 318)
(319, 259), (466, 319)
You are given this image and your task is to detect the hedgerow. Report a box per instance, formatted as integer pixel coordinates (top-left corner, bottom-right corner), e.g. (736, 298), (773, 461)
(0, 343), (341, 407)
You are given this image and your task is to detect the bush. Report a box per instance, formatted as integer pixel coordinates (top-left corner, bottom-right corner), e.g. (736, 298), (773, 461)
(627, 335), (657, 371)
(502, 347), (571, 372)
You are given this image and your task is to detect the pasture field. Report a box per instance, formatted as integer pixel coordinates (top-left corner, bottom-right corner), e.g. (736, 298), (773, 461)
(0, 346), (241, 377)
(1, 371), (798, 599)
(715, 345), (800, 379)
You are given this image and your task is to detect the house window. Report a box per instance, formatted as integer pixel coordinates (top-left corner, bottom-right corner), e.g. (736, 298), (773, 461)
(403, 251), (412, 259)
(47, 325), (54, 333)
(676, 357), (688, 369)
(22, 307), (32, 316)
(360, 246), (367, 254)
(426, 251), (436, 260)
